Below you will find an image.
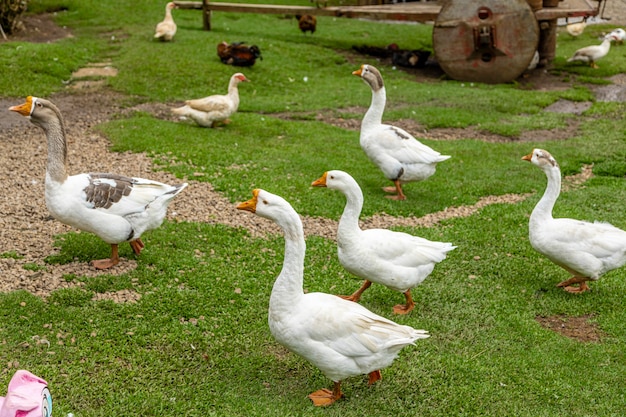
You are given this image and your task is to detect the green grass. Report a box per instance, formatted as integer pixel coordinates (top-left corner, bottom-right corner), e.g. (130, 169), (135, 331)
(2, 0), (626, 415)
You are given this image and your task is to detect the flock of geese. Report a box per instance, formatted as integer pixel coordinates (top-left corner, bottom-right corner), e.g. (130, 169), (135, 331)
(7, 7), (626, 407)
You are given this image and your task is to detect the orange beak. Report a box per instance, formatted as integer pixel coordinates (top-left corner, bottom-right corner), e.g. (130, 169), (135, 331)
(352, 67), (363, 76)
(9, 96), (34, 117)
(521, 152), (533, 161)
(236, 189), (260, 213)
(311, 172), (328, 187)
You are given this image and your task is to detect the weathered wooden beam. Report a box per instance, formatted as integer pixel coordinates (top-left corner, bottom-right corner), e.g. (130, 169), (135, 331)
(173, 0), (598, 31)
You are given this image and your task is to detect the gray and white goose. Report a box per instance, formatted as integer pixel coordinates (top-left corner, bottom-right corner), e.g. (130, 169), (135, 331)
(353, 64), (450, 200)
(10, 96), (187, 269)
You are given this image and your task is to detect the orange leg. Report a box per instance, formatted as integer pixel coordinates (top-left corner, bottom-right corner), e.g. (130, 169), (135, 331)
(368, 370), (382, 385)
(393, 290), (415, 315)
(308, 381), (343, 407)
(383, 180), (406, 200)
(129, 238), (145, 255)
(556, 276), (592, 293)
(339, 280), (372, 303)
(90, 244), (120, 270)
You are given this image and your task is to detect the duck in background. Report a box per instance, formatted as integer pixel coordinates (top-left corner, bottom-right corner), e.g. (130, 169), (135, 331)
(312, 170), (456, 314)
(172, 72), (248, 127)
(566, 18), (586, 37)
(237, 189), (429, 406)
(9, 97), (187, 269)
(567, 34), (616, 69)
(391, 48), (431, 69)
(154, 2), (178, 41)
(296, 14), (316, 34)
(353, 64), (450, 200)
(608, 28), (625, 45)
(522, 148), (626, 293)
(217, 41), (262, 67)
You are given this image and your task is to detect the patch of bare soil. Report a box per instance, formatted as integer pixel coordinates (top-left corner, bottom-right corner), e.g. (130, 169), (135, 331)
(0, 11), (72, 43)
(536, 314), (605, 342)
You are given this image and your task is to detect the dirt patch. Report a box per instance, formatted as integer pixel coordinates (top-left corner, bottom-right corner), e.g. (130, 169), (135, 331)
(0, 12), (72, 43)
(536, 314), (605, 342)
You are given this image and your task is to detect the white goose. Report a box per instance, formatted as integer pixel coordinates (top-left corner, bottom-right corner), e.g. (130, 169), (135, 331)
(609, 28), (625, 45)
(353, 64), (450, 200)
(10, 96), (187, 269)
(567, 35), (615, 69)
(523, 148), (626, 293)
(154, 2), (178, 41)
(312, 170), (456, 314)
(172, 73), (248, 128)
(236, 189), (429, 406)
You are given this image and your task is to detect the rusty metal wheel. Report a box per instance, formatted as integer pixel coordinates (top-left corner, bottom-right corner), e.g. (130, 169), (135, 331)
(433, 0), (539, 83)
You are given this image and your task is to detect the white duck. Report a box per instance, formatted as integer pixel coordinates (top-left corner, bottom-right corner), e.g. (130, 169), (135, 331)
(172, 73), (248, 128)
(10, 96), (187, 269)
(312, 170), (456, 314)
(567, 35), (615, 69)
(154, 2), (178, 41)
(352, 64), (450, 200)
(608, 28), (625, 45)
(236, 189), (429, 406)
(566, 19), (586, 37)
(523, 148), (626, 293)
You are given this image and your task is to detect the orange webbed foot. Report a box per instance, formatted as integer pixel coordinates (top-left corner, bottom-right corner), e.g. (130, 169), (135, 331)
(90, 258), (119, 270)
(392, 303), (414, 315)
(91, 244), (120, 269)
(129, 238), (145, 255)
(308, 382), (343, 407)
(368, 370), (382, 385)
(562, 282), (591, 294)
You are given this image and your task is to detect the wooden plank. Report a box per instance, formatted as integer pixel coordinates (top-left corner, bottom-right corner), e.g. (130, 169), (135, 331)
(173, 0), (597, 24)
(173, 1), (440, 22)
(534, 0), (599, 20)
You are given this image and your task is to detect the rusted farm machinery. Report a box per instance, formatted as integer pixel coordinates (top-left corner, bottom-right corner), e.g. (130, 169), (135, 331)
(174, 0), (602, 83)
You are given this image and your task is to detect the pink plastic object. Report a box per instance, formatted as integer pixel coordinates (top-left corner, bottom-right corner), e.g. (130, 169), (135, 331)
(0, 370), (52, 417)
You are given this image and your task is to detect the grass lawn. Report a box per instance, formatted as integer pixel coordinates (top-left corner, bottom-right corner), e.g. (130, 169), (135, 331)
(2, 0), (626, 415)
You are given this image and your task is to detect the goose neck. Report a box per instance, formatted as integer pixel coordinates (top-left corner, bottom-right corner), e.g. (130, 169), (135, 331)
(363, 86), (386, 127)
(531, 165), (561, 223)
(337, 185), (364, 238)
(270, 213), (305, 307)
(43, 115), (69, 184)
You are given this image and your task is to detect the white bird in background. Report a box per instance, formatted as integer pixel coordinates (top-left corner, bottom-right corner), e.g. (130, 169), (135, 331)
(567, 34), (616, 69)
(566, 19), (587, 37)
(608, 28), (625, 45)
(236, 189), (429, 406)
(522, 148), (626, 293)
(154, 2), (178, 41)
(172, 73), (249, 128)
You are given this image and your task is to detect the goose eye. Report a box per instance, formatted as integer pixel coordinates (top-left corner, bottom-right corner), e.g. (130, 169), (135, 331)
(330, 175), (335, 180)
(262, 199), (268, 205)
